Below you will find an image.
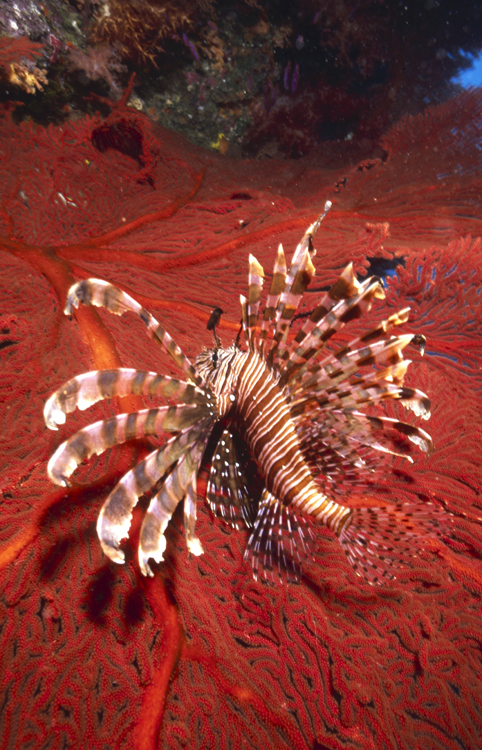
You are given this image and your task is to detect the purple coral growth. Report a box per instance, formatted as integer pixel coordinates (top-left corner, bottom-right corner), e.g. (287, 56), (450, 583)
(292, 63), (299, 93)
(283, 62), (290, 90)
(189, 41), (199, 62)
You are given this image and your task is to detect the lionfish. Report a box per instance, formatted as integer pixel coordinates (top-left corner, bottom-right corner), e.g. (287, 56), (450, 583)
(44, 201), (444, 585)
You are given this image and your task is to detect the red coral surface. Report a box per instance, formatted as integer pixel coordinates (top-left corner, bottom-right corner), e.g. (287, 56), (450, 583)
(1, 89), (482, 750)
(0, 36), (44, 70)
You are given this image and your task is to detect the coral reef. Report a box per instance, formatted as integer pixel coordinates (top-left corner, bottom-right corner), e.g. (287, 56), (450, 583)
(0, 0), (481, 153)
(88, 0), (198, 67)
(0, 86), (481, 749)
(0, 36), (46, 94)
(0, 35), (44, 67)
(7, 61), (47, 94)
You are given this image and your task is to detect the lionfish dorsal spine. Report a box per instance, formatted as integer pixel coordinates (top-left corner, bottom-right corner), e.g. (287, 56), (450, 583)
(245, 254), (264, 350)
(280, 261), (362, 374)
(257, 244), (287, 359)
(268, 200), (331, 369)
(278, 274), (386, 388)
(267, 248), (316, 368)
(46, 403), (208, 487)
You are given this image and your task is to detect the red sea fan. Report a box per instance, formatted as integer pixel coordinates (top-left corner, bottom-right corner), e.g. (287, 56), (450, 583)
(0, 36), (45, 95)
(0, 36), (44, 70)
(0, 88), (482, 750)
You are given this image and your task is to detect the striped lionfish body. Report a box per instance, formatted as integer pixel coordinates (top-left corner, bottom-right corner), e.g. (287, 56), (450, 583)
(45, 201), (443, 584)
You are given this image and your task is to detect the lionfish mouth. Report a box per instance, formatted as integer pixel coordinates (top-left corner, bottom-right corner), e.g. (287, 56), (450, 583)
(44, 200), (450, 586)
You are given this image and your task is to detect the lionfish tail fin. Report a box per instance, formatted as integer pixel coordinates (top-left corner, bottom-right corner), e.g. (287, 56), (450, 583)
(337, 502), (450, 585)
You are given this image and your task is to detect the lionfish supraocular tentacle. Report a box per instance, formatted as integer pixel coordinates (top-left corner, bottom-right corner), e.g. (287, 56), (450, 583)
(65, 279), (204, 387)
(45, 199), (448, 586)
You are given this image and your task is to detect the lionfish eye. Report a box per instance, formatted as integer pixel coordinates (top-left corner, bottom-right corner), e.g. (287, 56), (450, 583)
(212, 350), (218, 367)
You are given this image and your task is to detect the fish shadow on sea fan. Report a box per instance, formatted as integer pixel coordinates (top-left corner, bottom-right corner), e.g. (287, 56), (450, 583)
(43, 201), (454, 587)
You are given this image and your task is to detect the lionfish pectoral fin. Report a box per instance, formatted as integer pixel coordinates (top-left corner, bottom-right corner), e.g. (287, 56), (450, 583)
(65, 279), (202, 386)
(97, 489), (132, 565)
(46, 405), (208, 487)
(336, 501), (451, 585)
(244, 490), (314, 583)
(139, 434), (207, 576)
(47, 413), (141, 486)
(43, 369), (142, 430)
(138, 479), (181, 577)
(184, 479), (204, 556)
(206, 427), (260, 529)
(97, 420), (211, 569)
(44, 370), (206, 430)
(97, 437), (186, 565)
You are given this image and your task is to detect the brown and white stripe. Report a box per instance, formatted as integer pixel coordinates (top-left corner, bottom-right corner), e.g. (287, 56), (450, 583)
(44, 368), (207, 430)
